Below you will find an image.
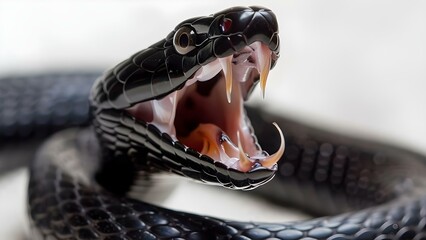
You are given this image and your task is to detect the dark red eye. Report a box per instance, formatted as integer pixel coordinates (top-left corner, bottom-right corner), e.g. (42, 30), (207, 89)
(221, 18), (232, 33)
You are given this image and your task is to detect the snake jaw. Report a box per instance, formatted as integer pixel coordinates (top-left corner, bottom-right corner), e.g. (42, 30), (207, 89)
(127, 42), (283, 172)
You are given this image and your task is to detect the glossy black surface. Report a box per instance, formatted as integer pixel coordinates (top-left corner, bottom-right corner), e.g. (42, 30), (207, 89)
(3, 5), (425, 240)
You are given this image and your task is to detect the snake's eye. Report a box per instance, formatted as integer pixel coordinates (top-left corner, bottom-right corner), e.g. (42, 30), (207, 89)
(220, 18), (232, 33)
(173, 26), (196, 55)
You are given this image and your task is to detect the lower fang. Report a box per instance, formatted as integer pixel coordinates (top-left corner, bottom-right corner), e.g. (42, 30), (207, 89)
(260, 122), (285, 168)
(237, 131), (253, 172)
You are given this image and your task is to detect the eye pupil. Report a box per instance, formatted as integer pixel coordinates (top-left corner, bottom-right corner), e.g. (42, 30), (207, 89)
(221, 18), (232, 33)
(179, 33), (189, 48)
(173, 26), (195, 55)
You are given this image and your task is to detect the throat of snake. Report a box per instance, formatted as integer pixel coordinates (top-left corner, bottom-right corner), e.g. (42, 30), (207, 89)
(127, 42), (284, 172)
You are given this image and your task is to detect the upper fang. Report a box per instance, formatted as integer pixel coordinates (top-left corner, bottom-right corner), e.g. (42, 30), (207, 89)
(254, 42), (272, 98)
(218, 56), (234, 103)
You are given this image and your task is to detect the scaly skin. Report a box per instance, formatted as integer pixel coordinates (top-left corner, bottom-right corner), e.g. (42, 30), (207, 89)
(1, 6), (426, 240)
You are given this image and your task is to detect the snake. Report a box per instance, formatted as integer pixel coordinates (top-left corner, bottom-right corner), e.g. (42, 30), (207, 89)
(1, 5), (426, 240)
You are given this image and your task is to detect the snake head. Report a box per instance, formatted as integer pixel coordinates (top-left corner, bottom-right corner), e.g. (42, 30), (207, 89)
(94, 6), (283, 190)
(170, 6), (279, 68)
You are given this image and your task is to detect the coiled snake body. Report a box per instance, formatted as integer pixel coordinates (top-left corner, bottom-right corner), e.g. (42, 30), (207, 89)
(2, 6), (426, 240)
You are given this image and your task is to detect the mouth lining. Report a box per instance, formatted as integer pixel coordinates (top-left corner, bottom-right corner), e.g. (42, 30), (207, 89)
(127, 42), (284, 172)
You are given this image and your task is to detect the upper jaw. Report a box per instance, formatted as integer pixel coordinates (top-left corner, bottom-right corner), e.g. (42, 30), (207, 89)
(127, 41), (284, 172)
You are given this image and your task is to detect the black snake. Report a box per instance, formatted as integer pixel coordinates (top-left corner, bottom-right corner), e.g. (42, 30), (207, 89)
(1, 6), (426, 240)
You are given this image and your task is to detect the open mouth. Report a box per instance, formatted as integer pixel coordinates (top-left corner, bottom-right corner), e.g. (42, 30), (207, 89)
(127, 42), (284, 172)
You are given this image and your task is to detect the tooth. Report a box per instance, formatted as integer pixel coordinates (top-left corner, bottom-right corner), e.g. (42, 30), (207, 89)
(261, 122), (285, 168)
(260, 56), (271, 99)
(237, 131), (253, 172)
(257, 44), (272, 98)
(218, 56), (233, 103)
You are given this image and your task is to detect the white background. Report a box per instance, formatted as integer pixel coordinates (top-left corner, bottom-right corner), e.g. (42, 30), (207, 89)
(1, 1), (426, 239)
